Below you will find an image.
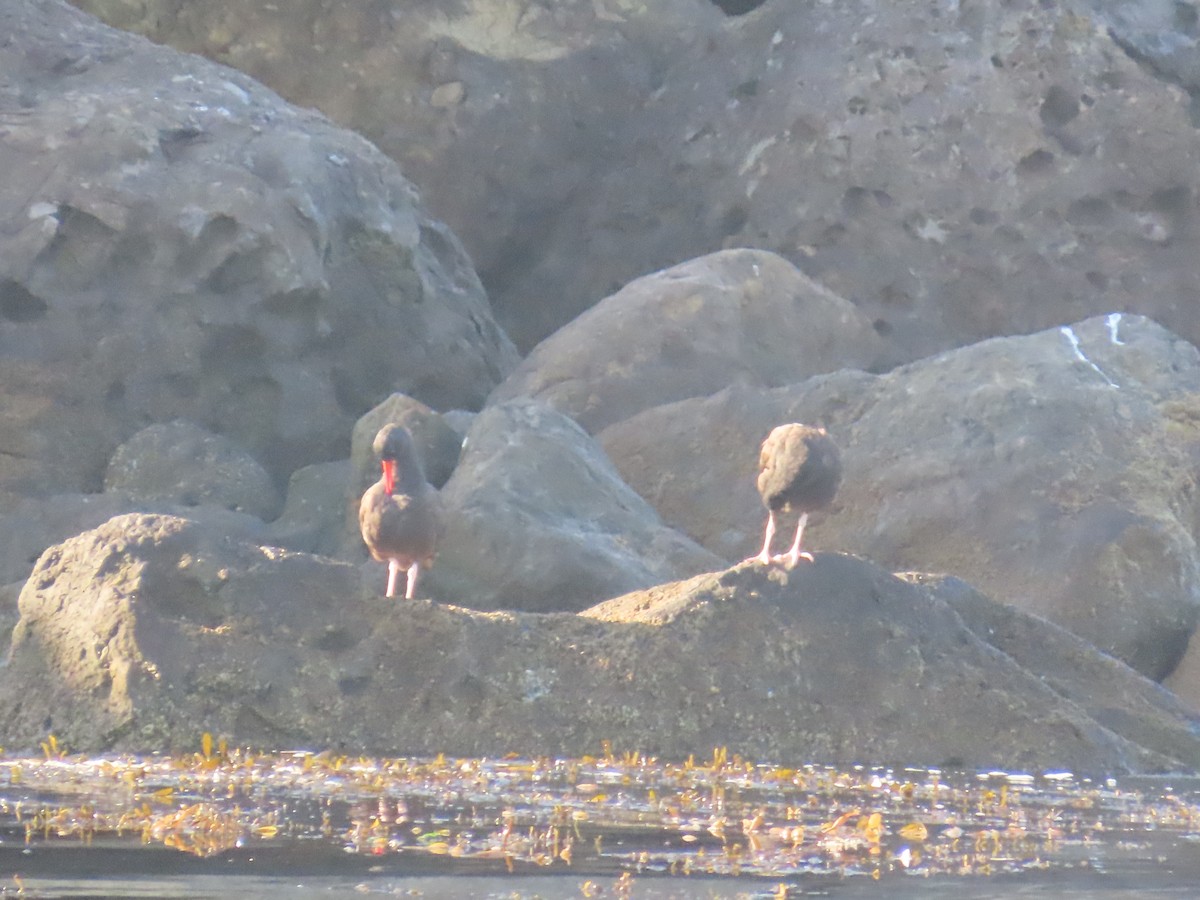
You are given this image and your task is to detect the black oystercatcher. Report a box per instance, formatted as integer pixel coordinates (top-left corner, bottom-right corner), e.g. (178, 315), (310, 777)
(748, 423), (841, 568)
(359, 424), (444, 599)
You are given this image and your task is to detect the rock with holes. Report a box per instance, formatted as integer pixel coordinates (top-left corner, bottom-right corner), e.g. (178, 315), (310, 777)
(600, 314), (1200, 682)
(68, 0), (725, 354)
(0, 0), (518, 508)
(0, 513), (374, 750)
(71, 0), (1200, 368)
(486, 248), (883, 433)
(3, 518), (1197, 771)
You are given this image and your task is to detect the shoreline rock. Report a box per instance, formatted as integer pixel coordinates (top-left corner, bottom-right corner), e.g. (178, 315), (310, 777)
(2, 512), (1195, 774)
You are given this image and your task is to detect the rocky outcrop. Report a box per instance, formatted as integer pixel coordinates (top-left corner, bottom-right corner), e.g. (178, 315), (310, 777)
(584, 557), (1200, 773)
(0, 0), (518, 507)
(423, 400), (724, 612)
(601, 315), (1200, 682)
(3, 512), (1195, 773)
(9, 0), (1200, 765)
(70, 0), (1200, 367)
(913, 573), (1200, 768)
(488, 249), (885, 433)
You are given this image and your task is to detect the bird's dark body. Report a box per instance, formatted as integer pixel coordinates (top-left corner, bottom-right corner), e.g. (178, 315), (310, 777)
(359, 425), (443, 594)
(359, 480), (441, 566)
(757, 424), (841, 517)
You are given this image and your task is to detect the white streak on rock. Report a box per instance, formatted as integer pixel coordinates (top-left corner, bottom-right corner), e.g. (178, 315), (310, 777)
(1107, 313), (1125, 345)
(738, 135), (777, 176)
(1061, 326), (1119, 388)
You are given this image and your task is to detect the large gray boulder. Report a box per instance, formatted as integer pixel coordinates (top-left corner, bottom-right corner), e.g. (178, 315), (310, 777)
(424, 400), (724, 612)
(0, 0), (518, 506)
(488, 248), (885, 433)
(601, 315), (1200, 681)
(3, 512), (1195, 773)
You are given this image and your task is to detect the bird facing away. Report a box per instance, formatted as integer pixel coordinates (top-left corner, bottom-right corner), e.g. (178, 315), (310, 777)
(359, 423), (445, 599)
(748, 423), (841, 568)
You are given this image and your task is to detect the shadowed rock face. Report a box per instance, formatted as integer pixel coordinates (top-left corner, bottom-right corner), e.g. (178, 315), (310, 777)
(69, 0), (1200, 363)
(3, 513), (1196, 773)
(601, 315), (1200, 682)
(0, 0), (518, 506)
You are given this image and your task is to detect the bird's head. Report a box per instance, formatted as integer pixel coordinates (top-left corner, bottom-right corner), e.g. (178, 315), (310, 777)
(373, 423), (424, 494)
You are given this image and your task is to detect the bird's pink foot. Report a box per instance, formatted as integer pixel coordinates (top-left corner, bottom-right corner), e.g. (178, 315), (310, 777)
(773, 514), (812, 569)
(773, 550), (815, 568)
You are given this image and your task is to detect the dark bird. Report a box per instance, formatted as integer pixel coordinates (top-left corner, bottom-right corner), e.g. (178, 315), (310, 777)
(748, 423), (841, 568)
(359, 424), (444, 599)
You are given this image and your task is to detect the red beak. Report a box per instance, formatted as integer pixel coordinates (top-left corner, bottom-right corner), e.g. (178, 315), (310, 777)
(382, 459), (396, 495)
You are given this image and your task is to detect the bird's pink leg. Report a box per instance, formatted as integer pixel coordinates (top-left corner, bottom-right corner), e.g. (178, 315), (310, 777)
(386, 559), (401, 598)
(747, 511), (777, 565)
(775, 512), (813, 567)
(404, 562), (421, 600)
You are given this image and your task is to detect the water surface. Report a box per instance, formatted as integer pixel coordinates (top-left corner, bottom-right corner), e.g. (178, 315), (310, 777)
(2, 747), (1198, 898)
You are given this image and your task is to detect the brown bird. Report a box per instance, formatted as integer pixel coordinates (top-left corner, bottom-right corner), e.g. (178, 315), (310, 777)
(748, 423), (841, 568)
(359, 423), (444, 599)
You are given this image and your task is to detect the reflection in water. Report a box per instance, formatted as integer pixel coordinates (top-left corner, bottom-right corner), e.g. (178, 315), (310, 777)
(1, 745), (1199, 898)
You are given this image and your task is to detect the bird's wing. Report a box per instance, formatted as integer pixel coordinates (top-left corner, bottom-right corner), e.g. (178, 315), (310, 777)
(757, 428), (811, 499)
